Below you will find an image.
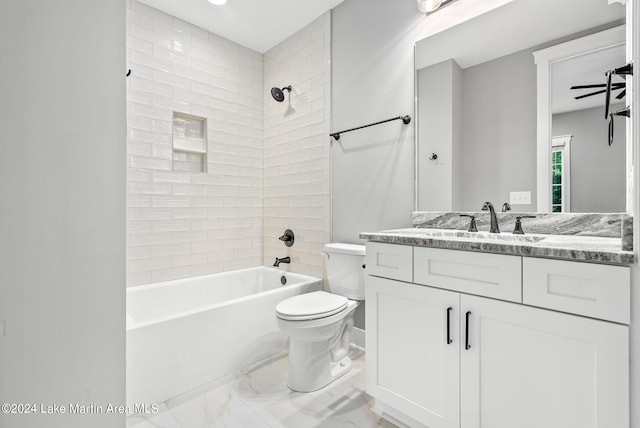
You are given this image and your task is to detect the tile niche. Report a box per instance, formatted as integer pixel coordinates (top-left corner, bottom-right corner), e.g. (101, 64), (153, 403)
(172, 112), (207, 173)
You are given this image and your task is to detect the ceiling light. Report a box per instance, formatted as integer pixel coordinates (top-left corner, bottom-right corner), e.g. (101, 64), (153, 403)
(417, 0), (458, 14)
(208, 0), (227, 5)
(417, 0), (442, 13)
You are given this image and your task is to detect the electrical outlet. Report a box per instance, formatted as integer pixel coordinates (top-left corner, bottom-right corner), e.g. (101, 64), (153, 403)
(510, 191), (531, 205)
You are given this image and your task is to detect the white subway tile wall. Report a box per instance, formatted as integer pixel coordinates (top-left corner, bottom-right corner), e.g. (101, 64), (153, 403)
(263, 13), (331, 279)
(126, 1), (330, 285)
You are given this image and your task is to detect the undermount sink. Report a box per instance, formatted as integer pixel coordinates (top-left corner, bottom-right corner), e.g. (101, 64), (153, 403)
(394, 228), (546, 243)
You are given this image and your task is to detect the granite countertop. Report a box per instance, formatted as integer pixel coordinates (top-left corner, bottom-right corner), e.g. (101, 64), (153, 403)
(359, 228), (634, 265)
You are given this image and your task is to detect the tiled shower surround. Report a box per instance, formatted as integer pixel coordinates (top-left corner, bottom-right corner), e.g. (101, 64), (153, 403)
(262, 15), (332, 278)
(126, 0), (330, 285)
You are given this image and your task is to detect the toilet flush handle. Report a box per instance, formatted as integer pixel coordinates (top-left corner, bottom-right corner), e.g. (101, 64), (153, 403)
(321, 252), (365, 269)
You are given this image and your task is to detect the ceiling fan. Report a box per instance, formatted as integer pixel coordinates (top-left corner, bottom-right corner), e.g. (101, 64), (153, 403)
(570, 63), (632, 107)
(570, 81), (625, 101)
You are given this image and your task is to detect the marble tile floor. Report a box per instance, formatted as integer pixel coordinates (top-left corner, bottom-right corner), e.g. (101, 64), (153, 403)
(127, 348), (398, 428)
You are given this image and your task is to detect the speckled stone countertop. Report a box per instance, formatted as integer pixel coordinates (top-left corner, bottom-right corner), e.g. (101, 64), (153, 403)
(359, 228), (634, 266)
(413, 211), (633, 250)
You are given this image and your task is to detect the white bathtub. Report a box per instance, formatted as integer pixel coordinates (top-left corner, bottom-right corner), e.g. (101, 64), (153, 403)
(126, 266), (322, 405)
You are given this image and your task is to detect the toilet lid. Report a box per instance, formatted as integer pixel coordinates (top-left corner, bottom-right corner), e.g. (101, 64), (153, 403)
(276, 291), (349, 321)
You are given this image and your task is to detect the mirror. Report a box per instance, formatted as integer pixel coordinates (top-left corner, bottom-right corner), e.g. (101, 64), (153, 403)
(533, 26), (627, 212)
(415, 0), (628, 213)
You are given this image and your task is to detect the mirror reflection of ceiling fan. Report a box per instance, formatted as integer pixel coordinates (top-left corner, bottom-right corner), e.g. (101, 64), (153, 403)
(570, 63), (633, 146)
(570, 81), (625, 100)
(570, 63), (632, 104)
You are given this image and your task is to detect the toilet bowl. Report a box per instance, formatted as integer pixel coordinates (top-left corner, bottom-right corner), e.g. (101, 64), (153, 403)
(275, 243), (365, 392)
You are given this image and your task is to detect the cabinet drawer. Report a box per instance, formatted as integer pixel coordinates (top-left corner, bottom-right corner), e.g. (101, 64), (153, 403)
(365, 242), (413, 282)
(414, 247), (522, 302)
(522, 258), (630, 324)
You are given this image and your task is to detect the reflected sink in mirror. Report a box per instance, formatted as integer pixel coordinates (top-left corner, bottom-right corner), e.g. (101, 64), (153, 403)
(389, 228), (546, 243)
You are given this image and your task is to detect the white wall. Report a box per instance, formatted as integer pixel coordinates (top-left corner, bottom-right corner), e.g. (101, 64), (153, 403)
(0, 1), (126, 427)
(126, 2), (331, 284)
(126, 0), (264, 286)
(263, 13), (332, 278)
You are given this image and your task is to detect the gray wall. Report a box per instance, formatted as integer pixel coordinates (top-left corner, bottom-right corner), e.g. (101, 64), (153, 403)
(552, 105), (625, 212)
(458, 48), (538, 212)
(417, 60), (463, 211)
(332, 0), (431, 329)
(0, 2), (126, 427)
(331, 0), (427, 244)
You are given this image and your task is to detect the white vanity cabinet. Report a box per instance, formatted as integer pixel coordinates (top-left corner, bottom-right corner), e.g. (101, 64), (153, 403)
(365, 242), (630, 428)
(460, 294), (628, 428)
(366, 274), (461, 428)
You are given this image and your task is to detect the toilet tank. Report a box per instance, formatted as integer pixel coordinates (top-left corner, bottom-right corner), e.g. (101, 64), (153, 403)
(324, 243), (366, 300)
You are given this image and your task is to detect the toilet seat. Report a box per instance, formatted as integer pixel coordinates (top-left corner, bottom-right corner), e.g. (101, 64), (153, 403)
(276, 291), (349, 321)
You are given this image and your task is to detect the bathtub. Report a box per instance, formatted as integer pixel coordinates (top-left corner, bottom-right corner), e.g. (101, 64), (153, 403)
(126, 266), (322, 405)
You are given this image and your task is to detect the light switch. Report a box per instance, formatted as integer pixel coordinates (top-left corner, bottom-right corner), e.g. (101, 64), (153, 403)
(510, 191), (531, 205)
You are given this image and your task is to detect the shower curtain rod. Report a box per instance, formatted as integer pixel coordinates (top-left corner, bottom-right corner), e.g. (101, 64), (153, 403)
(330, 115), (411, 140)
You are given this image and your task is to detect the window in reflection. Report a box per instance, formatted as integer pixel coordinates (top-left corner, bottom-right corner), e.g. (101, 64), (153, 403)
(551, 135), (572, 212)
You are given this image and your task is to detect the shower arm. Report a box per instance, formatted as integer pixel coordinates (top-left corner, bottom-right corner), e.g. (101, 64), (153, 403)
(330, 115), (411, 141)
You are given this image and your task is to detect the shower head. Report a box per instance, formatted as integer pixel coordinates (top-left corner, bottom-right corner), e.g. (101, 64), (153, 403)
(271, 85), (292, 102)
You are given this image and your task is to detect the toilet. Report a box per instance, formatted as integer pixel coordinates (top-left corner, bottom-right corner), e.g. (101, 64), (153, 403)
(275, 243), (365, 392)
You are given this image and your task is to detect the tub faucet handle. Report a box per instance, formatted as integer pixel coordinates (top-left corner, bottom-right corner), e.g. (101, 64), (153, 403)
(278, 229), (295, 247)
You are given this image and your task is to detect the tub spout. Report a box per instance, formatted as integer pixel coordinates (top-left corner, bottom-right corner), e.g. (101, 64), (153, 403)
(273, 256), (291, 267)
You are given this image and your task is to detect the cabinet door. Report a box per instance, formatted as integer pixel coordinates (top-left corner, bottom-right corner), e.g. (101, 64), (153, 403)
(366, 276), (460, 428)
(460, 294), (629, 428)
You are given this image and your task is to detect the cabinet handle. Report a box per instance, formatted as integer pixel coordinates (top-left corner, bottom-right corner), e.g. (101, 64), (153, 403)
(465, 311), (471, 350)
(446, 307), (453, 344)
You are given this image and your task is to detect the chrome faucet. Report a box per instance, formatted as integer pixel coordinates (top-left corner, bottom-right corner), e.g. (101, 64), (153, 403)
(481, 201), (500, 233)
(273, 256), (290, 267)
